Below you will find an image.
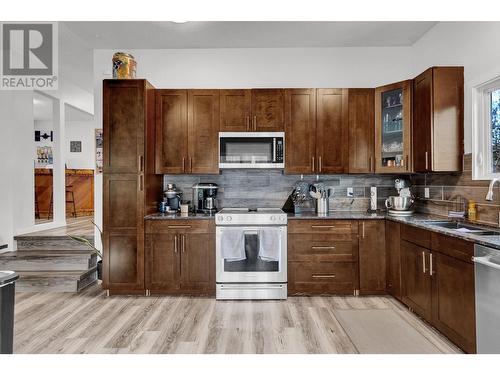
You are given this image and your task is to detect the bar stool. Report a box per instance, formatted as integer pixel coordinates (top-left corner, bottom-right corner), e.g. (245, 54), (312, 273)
(66, 185), (77, 218)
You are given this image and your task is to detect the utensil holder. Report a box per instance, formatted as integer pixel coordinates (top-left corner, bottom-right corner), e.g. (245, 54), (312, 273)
(316, 197), (329, 214)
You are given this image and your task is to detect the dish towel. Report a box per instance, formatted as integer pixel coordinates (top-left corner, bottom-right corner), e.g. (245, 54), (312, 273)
(220, 229), (246, 261)
(258, 228), (281, 262)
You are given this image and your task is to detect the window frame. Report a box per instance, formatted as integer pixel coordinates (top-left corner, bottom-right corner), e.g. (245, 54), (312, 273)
(472, 74), (500, 180)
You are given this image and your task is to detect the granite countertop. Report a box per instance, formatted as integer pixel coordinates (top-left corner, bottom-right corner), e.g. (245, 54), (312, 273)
(145, 212), (216, 220)
(385, 214), (500, 250)
(144, 210), (500, 250)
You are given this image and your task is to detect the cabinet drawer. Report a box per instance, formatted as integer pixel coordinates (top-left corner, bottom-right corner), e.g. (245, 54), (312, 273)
(289, 234), (357, 262)
(401, 224), (431, 248)
(289, 261), (358, 294)
(145, 220), (214, 234)
(288, 220), (356, 236)
(431, 232), (473, 263)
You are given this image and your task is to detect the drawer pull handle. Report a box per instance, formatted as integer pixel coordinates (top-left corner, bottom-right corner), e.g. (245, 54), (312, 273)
(168, 225), (192, 229)
(311, 246), (336, 250)
(311, 225), (335, 229)
(312, 275), (336, 279)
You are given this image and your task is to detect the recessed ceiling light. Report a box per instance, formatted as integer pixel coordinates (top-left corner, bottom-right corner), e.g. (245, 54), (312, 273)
(171, 20), (189, 24)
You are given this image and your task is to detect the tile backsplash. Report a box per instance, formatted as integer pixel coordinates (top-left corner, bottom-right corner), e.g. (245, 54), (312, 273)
(164, 171), (399, 211)
(411, 154), (500, 226)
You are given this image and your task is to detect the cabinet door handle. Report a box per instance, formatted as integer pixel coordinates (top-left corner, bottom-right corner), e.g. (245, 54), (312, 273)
(253, 115), (257, 131)
(189, 157), (193, 172)
(429, 253), (433, 276)
(312, 275), (336, 279)
(174, 235), (178, 253)
(168, 225), (192, 229)
(311, 225), (335, 229)
(369, 156), (373, 172)
(138, 155), (144, 173)
(311, 246), (336, 250)
(319, 156), (322, 173)
(422, 251), (426, 274)
(362, 222), (365, 238)
(246, 116), (250, 131)
(182, 157), (185, 172)
(311, 156), (315, 172)
(425, 151), (429, 170)
(181, 234), (186, 253)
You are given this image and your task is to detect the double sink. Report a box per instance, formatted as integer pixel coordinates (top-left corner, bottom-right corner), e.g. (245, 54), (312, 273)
(419, 220), (500, 237)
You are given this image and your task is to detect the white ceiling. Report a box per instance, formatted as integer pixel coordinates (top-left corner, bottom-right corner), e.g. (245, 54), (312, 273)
(62, 21), (438, 49)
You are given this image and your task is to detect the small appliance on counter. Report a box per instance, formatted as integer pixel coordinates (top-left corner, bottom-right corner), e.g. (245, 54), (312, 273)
(162, 183), (183, 212)
(192, 183), (219, 214)
(385, 178), (414, 217)
(310, 182), (334, 215)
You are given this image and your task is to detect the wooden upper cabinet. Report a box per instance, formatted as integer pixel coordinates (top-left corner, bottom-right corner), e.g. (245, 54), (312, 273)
(188, 90), (220, 174)
(284, 89), (316, 174)
(103, 80), (144, 174)
(155, 89), (188, 174)
(359, 220), (386, 294)
(220, 89), (251, 132)
(413, 67), (464, 173)
(251, 89), (285, 132)
(348, 89), (375, 173)
(375, 80), (413, 173)
(316, 89), (348, 173)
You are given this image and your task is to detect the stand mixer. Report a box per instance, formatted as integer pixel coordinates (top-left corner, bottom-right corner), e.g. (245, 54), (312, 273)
(385, 178), (414, 217)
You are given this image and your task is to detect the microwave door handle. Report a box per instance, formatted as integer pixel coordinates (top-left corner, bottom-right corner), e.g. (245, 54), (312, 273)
(273, 138), (277, 162)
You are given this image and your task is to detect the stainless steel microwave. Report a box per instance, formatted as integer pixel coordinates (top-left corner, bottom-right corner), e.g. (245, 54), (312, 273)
(219, 132), (285, 169)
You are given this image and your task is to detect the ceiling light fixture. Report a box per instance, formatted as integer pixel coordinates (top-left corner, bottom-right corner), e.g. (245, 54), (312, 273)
(171, 20), (189, 24)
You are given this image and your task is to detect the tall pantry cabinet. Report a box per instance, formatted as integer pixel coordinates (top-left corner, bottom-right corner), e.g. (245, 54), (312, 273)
(102, 80), (162, 294)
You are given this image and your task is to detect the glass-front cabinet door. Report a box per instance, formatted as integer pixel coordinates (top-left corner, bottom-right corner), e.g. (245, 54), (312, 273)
(375, 80), (413, 173)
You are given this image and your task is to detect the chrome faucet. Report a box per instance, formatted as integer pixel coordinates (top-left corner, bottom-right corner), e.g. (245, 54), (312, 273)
(485, 178), (500, 201)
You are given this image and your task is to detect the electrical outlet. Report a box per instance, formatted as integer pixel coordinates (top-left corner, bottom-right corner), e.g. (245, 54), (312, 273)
(347, 187), (354, 197)
(424, 187), (430, 198)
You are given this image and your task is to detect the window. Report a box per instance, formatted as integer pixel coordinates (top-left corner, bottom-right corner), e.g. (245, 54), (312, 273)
(472, 76), (500, 180)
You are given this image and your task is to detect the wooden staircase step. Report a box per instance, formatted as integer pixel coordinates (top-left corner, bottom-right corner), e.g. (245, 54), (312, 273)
(0, 250), (97, 271)
(15, 268), (98, 292)
(14, 235), (94, 251)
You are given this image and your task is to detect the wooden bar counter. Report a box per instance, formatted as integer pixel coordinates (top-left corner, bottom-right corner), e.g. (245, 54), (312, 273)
(35, 168), (94, 218)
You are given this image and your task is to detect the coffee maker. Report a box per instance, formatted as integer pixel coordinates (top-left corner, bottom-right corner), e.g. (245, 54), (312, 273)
(192, 183), (219, 214)
(163, 183), (183, 212)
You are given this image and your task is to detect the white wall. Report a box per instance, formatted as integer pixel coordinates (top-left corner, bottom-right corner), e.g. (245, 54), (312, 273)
(411, 22), (500, 153)
(65, 121), (96, 170)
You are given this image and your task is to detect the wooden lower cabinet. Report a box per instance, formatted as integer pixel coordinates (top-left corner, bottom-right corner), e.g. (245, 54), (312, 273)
(431, 251), (476, 353)
(288, 219), (359, 295)
(401, 240), (432, 321)
(386, 220), (402, 299)
(359, 220), (386, 294)
(145, 220), (215, 295)
(400, 225), (476, 353)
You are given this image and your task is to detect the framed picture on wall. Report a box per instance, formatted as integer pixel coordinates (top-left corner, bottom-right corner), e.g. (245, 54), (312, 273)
(95, 129), (103, 174)
(70, 141), (82, 152)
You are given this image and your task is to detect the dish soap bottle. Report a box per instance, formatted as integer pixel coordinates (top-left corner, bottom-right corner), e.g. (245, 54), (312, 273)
(468, 200), (477, 222)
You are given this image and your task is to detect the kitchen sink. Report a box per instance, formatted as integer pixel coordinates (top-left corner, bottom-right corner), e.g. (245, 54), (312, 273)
(421, 220), (500, 235)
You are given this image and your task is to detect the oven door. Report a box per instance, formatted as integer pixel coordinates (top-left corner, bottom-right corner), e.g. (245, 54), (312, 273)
(219, 132), (284, 169)
(216, 226), (287, 283)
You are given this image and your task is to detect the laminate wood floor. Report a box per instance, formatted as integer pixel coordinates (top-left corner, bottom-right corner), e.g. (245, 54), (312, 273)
(13, 284), (462, 354)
